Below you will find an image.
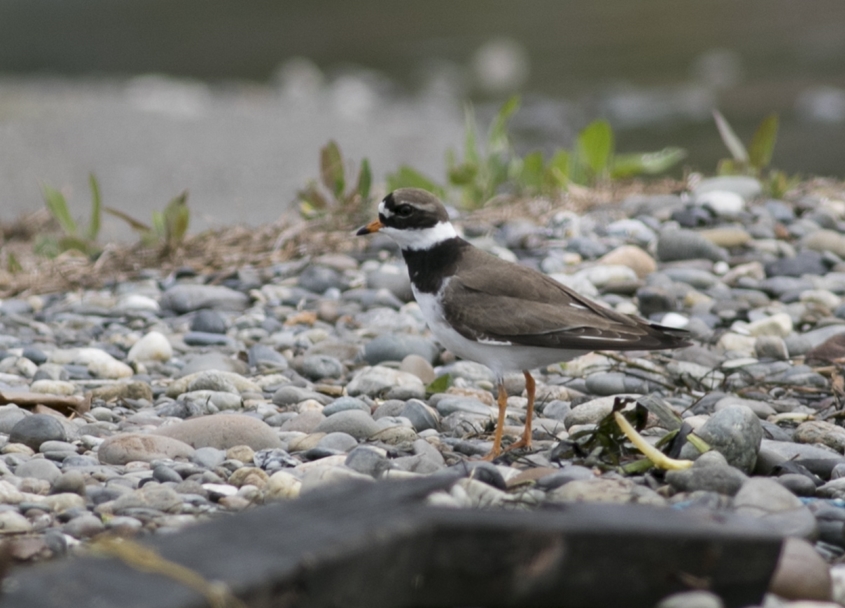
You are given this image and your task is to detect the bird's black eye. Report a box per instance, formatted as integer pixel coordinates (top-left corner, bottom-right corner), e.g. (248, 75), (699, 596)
(396, 205), (413, 217)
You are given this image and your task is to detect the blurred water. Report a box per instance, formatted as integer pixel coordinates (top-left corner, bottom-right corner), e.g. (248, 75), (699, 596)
(0, 0), (844, 236)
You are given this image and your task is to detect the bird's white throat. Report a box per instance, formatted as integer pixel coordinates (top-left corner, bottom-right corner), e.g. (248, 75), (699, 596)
(382, 221), (458, 251)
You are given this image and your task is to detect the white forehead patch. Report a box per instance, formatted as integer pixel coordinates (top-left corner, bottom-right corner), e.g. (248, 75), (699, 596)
(378, 200), (393, 218)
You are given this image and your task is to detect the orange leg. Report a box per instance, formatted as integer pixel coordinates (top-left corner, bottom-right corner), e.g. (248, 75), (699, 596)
(482, 380), (509, 460)
(504, 371), (534, 453)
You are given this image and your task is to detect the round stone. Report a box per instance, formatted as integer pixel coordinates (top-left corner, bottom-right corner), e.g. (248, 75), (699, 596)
(9, 415), (67, 451)
(98, 433), (196, 465)
(678, 406), (762, 473)
(126, 331), (173, 363)
(656, 229), (728, 263)
(15, 458), (62, 483)
(300, 355), (344, 381)
(153, 414), (283, 450)
(191, 309), (228, 334)
(362, 334), (439, 366)
(313, 410), (378, 440)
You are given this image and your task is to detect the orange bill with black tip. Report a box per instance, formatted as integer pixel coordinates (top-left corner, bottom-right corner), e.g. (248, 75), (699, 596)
(356, 218), (384, 236)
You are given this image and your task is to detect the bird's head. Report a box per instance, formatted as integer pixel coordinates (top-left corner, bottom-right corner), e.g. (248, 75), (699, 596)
(356, 188), (457, 250)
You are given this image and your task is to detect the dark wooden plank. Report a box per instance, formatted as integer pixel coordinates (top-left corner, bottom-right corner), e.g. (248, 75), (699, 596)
(0, 477), (783, 608)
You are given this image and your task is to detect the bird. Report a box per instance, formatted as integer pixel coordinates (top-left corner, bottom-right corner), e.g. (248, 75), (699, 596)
(357, 188), (690, 459)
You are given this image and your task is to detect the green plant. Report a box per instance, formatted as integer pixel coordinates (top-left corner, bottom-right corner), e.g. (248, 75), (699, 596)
(713, 110), (798, 197)
(387, 97), (686, 209)
(105, 191), (190, 254)
(37, 173), (102, 257)
(297, 141), (373, 225)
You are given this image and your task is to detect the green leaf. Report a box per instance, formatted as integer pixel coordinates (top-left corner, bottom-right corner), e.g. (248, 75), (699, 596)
(6, 252), (22, 274)
(748, 113), (779, 171)
(43, 186), (77, 237)
(297, 183), (330, 210)
(716, 158), (742, 175)
(462, 104), (480, 165)
(355, 158), (372, 201)
(58, 235), (98, 256)
(520, 151), (545, 190)
(386, 166), (445, 197)
(426, 374), (452, 394)
(545, 150), (570, 187)
(320, 141), (345, 199)
(151, 210), (166, 238)
(577, 120), (614, 177)
(610, 147), (687, 179)
(488, 94), (520, 153)
(712, 110), (748, 163)
(163, 191), (189, 247)
(87, 173), (101, 241)
(448, 162), (478, 186)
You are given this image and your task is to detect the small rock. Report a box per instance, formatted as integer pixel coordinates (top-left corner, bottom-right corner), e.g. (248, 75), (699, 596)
(191, 310), (228, 334)
(795, 421), (845, 453)
(803, 229), (845, 259)
(126, 331), (173, 363)
(160, 284), (249, 313)
(656, 229), (728, 263)
(597, 245), (656, 279)
(399, 354), (436, 384)
(0, 511), (33, 533)
(746, 313), (793, 338)
(313, 410), (378, 440)
(346, 366), (425, 398)
(548, 476), (665, 506)
(362, 334), (439, 365)
(113, 484), (183, 514)
(755, 336), (789, 360)
(734, 477), (818, 539)
(769, 537), (832, 601)
(153, 414), (283, 450)
(15, 458), (61, 483)
(300, 355), (344, 381)
(98, 433), (195, 465)
(63, 515), (105, 539)
(9, 415), (66, 451)
(679, 406), (762, 473)
(264, 470), (301, 500)
(665, 451), (748, 496)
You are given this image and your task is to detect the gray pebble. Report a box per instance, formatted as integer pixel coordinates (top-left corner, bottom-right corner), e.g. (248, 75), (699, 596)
(313, 410), (378, 440)
(15, 458), (62, 483)
(679, 406), (762, 473)
(362, 334), (439, 365)
(300, 355), (344, 381)
(10, 415), (67, 451)
(323, 397), (370, 417)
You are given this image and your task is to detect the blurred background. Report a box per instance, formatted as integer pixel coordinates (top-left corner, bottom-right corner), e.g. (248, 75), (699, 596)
(1, 0), (844, 239)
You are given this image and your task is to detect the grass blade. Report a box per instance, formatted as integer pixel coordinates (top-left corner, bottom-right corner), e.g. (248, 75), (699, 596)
(42, 186), (77, 236)
(104, 207), (151, 232)
(87, 173), (101, 241)
(164, 191), (190, 248)
(712, 110), (749, 162)
(320, 141), (345, 199)
(488, 94), (520, 153)
(748, 113), (779, 171)
(356, 158), (372, 201)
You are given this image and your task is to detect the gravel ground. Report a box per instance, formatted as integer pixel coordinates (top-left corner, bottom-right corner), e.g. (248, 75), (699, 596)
(1, 175), (845, 606)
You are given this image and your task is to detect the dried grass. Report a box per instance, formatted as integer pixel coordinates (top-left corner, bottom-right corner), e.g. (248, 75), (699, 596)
(1, 176), (841, 299)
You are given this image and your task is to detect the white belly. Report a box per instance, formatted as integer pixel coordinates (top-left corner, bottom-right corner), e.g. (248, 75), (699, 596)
(413, 286), (583, 378)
